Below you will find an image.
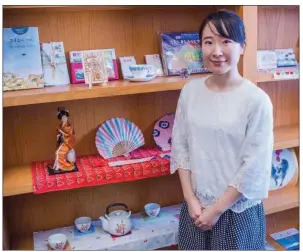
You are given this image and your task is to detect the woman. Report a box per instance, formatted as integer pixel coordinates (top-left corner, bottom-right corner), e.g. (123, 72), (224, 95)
(171, 10), (273, 250)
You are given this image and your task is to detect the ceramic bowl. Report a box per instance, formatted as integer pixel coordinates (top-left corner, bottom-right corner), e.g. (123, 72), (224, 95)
(75, 216), (92, 232)
(129, 64), (155, 78)
(144, 203), (161, 217)
(48, 233), (67, 250)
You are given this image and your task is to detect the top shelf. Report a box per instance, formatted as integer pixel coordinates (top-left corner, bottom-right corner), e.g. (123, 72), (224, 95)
(3, 74), (210, 107)
(3, 5), (220, 13)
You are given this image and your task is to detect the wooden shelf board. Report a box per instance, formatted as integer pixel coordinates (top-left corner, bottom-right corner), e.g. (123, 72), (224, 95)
(3, 164), (32, 196)
(3, 74), (210, 107)
(4, 124), (299, 197)
(263, 185), (299, 215)
(274, 124), (299, 150)
(3, 5), (134, 10)
(257, 72), (299, 83)
(3, 5), (218, 13)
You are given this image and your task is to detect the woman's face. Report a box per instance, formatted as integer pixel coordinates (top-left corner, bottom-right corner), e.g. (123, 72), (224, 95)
(201, 22), (244, 75)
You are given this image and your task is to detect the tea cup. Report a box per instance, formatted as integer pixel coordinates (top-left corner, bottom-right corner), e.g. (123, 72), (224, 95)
(48, 233), (67, 250)
(75, 216), (92, 233)
(144, 203), (161, 217)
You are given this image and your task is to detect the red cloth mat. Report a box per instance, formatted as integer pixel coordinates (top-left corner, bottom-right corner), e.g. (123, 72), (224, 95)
(31, 147), (171, 194)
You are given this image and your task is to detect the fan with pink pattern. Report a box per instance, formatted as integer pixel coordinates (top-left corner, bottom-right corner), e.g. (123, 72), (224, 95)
(96, 118), (145, 159)
(153, 113), (175, 151)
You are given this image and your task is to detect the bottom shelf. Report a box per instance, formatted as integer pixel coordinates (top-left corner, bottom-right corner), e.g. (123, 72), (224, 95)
(265, 207), (300, 250)
(11, 204), (299, 250)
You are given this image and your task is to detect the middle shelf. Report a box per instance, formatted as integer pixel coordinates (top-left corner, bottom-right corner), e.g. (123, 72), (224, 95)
(3, 124), (299, 197)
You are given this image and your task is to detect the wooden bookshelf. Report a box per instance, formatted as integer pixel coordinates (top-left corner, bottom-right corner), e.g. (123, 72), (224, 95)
(3, 74), (210, 107)
(3, 124), (299, 197)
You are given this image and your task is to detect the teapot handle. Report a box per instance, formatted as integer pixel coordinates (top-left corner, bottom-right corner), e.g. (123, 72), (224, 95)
(106, 203), (130, 215)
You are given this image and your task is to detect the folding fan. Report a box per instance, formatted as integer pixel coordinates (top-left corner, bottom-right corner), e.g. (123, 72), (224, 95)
(153, 113), (175, 151)
(95, 118), (145, 159)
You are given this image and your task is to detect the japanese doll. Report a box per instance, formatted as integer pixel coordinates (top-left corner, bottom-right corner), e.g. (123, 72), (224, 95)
(48, 107), (78, 175)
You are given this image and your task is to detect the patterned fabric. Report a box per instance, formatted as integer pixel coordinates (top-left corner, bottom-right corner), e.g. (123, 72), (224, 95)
(170, 77), (274, 213)
(31, 147), (170, 194)
(178, 201), (266, 250)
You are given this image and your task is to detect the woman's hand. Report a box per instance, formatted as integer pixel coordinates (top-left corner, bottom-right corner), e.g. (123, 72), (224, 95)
(194, 205), (222, 230)
(187, 196), (203, 220)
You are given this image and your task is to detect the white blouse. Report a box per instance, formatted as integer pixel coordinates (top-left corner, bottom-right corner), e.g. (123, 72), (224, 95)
(170, 76), (274, 213)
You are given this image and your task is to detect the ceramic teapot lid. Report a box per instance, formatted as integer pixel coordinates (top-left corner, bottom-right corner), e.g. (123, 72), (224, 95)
(108, 210), (129, 218)
(106, 203), (131, 219)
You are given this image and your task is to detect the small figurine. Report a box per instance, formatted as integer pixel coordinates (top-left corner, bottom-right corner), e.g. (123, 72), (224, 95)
(179, 68), (190, 79)
(48, 107), (78, 175)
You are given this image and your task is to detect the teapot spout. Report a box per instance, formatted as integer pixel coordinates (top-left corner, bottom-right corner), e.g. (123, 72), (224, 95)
(99, 216), (109, 232)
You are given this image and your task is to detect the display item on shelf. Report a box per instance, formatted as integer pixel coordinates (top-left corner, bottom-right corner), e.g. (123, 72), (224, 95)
(48, 107), (78, 175)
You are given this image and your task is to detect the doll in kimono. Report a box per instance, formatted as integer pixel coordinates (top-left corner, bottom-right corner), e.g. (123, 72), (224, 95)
(48, 107), (78, 174)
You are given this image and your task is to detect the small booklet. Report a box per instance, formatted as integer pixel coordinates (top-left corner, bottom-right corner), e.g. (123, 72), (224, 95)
(270, 228), (299, 250)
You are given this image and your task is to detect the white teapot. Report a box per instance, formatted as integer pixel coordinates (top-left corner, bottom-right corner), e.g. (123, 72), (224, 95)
(99, 203), (132, 236)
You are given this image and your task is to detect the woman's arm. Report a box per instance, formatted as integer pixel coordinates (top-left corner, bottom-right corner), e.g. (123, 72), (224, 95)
(178, 169), (196, 201)
(178, 169), (202, 220)
(171, 87), (202, 220)
(228, 93), (274, 201)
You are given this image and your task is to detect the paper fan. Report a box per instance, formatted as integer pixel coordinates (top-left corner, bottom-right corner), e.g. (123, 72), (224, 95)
(96, 118), (145, 159)
(153, 113), (175, 151)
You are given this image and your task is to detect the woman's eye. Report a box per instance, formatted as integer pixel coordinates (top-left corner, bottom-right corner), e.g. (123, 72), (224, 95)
(223, 40), (232, 44)
(204, 41), (212, 45)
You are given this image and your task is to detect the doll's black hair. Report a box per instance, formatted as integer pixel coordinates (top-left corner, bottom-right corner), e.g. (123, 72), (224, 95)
(57, 107), (69, 120)
(199, 9), (246, 46)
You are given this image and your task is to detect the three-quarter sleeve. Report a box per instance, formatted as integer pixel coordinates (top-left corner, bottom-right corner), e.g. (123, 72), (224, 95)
(229, 94), (274, 200)
(170, 89), (191, 174)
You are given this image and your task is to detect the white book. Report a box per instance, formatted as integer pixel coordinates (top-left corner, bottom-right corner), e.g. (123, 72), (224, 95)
(119, 56), (136, 79)
(41, 42), (70, 86)
(145, 54), (164, 76)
